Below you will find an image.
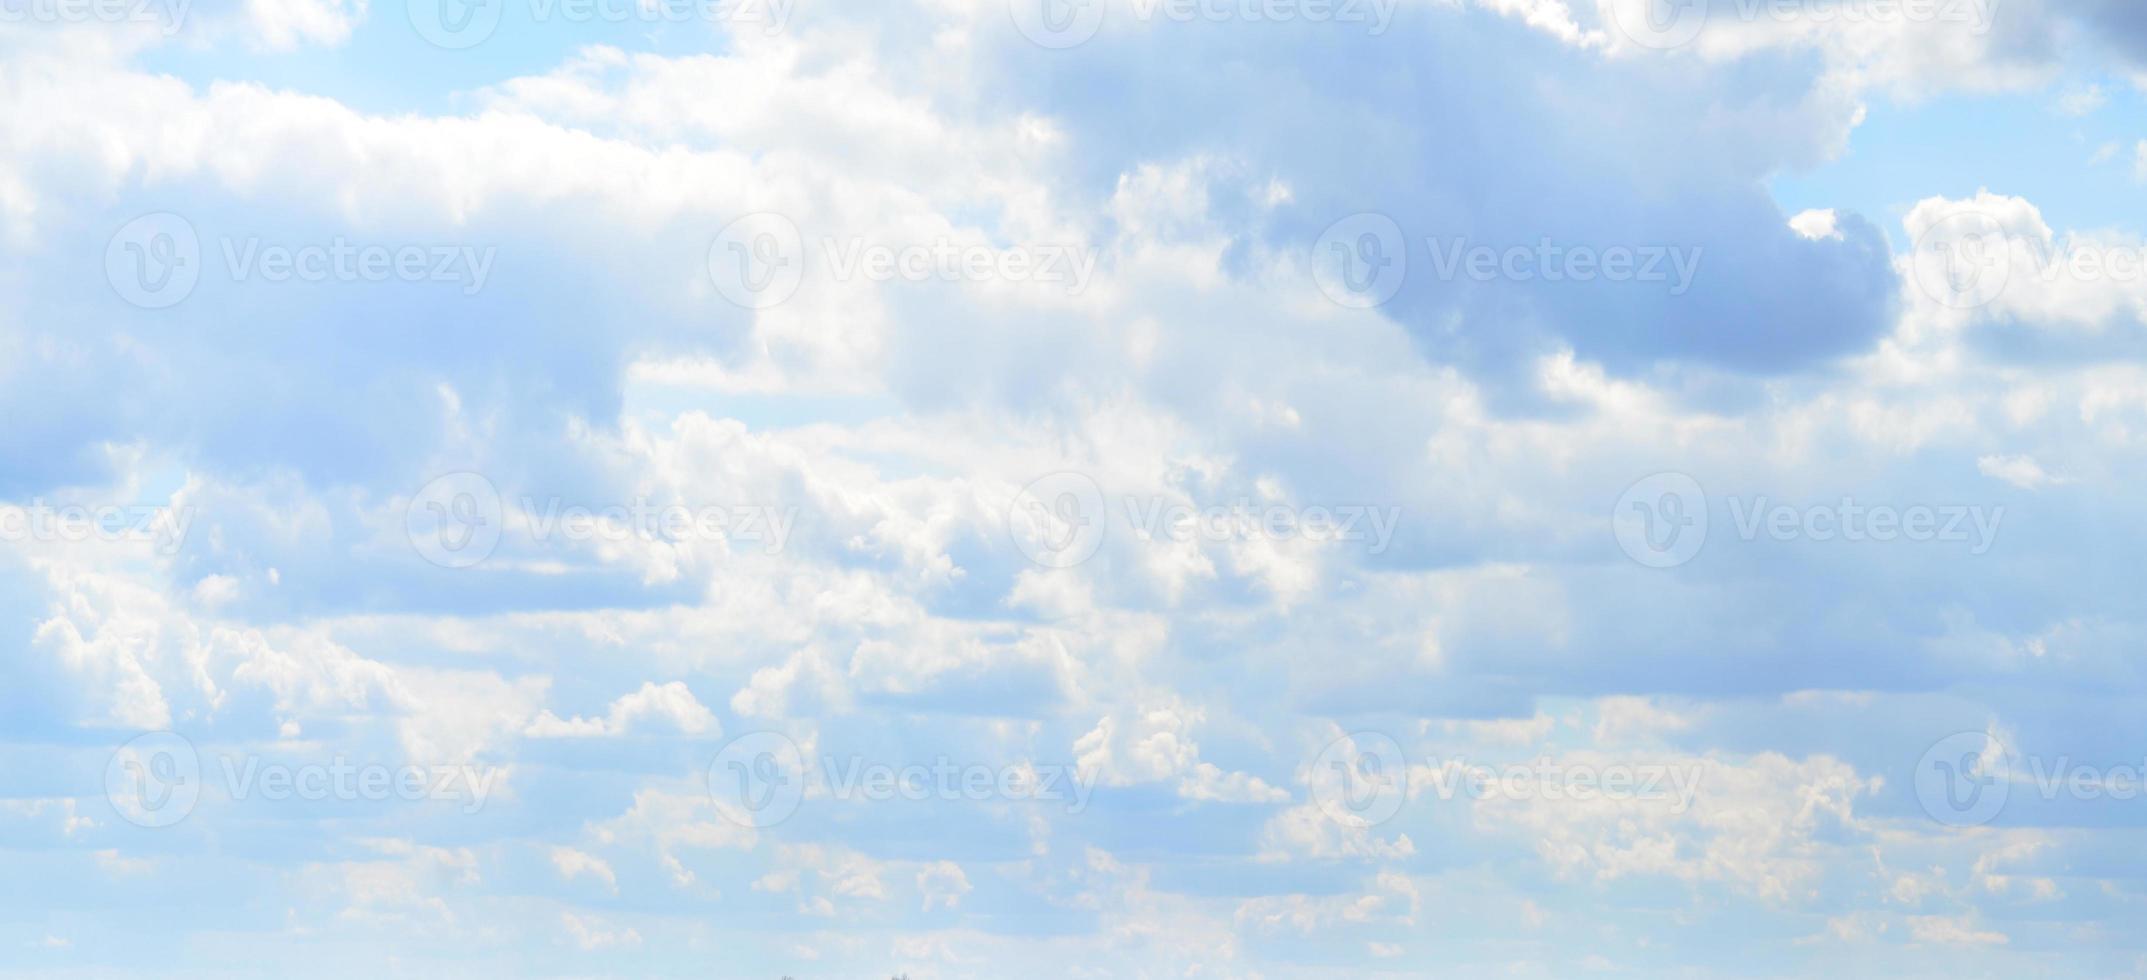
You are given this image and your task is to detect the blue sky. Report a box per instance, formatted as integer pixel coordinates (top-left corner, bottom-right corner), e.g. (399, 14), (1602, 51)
(5, 0), (2147, 975)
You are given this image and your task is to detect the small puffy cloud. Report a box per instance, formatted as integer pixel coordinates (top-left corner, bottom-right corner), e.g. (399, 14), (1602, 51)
(560, 912), (642, 951)
(525, 681), (719, 738)
(549, 847), (618, 893)
(1908, 914), (2008, 947)
(916, 861), (971, 911)
(1977, 454), (2067, 489)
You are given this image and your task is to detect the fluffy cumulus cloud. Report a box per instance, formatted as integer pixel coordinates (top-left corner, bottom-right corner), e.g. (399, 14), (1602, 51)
(4, 0), (2147, 975)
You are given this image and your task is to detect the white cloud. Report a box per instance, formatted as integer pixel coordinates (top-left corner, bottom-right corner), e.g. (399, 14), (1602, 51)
(525, 681), (719, 738)
(915, 861), (971, 910)
(560, 911), (643, 951)
(549, 847), (619, 892)
(1976, 454), (2066, 489)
